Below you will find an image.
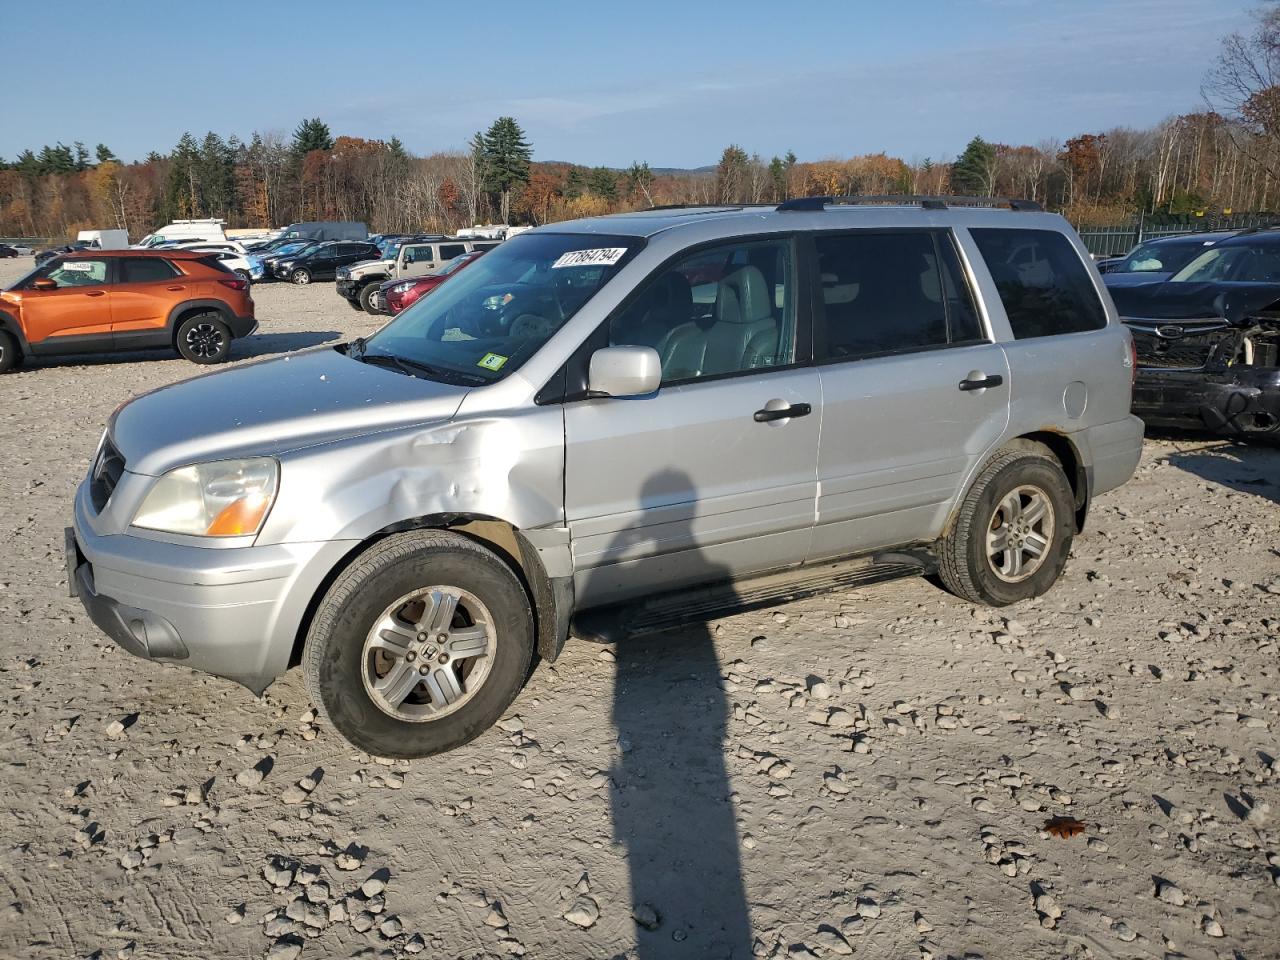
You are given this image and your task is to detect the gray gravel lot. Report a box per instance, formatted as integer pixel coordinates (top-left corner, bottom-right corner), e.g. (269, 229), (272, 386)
(1, 256), (1278, 960)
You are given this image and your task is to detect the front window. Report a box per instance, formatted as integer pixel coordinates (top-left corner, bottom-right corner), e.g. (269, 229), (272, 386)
(41, 258), (109, 288)
(358, 232), (642, 384)
(1171, 243), (1280, 283)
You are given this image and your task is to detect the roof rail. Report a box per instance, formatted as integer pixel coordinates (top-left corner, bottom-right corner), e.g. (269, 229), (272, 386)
(776, 195), (1043, 212)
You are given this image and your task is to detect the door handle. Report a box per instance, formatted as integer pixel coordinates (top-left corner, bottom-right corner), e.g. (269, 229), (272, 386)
(958, 374), (1003, 392)
(754, 402), (812, 422)
(85, 290), (105, 297)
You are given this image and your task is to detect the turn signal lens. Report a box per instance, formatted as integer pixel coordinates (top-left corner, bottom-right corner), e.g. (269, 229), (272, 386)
(205, 495), (271, 536)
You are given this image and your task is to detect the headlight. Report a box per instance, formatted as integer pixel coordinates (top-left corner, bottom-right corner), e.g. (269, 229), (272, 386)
(278, 260), (293, 270)
(132, 458), (278, 537)
(391, 281), (415, 294)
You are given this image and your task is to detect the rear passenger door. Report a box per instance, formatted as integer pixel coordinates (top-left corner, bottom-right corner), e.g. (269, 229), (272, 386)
(810, 230), (1011, 560)
(111, 256), (184, 335)
(565, 236), (821, 606)
(965, 227), (1129, 431)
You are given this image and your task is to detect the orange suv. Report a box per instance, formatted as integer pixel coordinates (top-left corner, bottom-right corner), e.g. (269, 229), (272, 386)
(0, 249), (256, 372)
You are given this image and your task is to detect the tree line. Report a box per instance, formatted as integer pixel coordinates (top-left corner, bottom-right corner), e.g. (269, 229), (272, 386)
(2, 6), (1278, 241)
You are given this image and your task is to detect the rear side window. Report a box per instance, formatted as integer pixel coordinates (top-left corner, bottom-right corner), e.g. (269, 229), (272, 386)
(813, 230), (984, 361)
(970, 228), (1106, 338)
(121, 257), (179, 283)
(439, 244), (467, 260)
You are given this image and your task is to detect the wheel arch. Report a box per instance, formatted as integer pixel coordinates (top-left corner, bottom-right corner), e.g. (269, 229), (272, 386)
(167, 299), (234, 347)
(1014, 430), (1088, 532)
(0, 310), (30, 354)
(288, 513), (572, 672)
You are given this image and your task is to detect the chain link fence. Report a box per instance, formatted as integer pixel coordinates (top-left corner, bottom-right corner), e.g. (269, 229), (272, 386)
(1074, 214), (1280, 257)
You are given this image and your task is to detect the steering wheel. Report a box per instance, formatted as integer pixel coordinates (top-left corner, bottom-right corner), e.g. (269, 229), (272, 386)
(509, 313), (557, 338)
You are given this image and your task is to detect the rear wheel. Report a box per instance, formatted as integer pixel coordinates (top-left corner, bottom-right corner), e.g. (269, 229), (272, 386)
(175, 313), (232, 364)
(937, 443), (1075, 606)
(291, 268), (311, 285)
(302, 530), (535, 758)
(358, 282), (382, 314)
(0, 330), (22, 373)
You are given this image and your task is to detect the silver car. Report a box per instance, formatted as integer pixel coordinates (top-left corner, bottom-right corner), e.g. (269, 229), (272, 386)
(69, 198), (1144, 758)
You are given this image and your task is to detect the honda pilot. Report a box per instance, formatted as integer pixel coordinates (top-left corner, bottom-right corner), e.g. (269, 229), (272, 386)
(69, 198), (1144, 758)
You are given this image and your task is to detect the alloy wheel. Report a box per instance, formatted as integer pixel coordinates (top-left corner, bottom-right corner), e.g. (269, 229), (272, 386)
(361, 586), (494, 722)
(184, 322), (225, 359)
(985, 484), (1054, 583)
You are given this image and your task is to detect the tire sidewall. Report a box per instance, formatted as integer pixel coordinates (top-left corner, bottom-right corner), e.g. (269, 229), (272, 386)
(176, 315), (232, 364)
(292, 269), (311, 285)
(964, 456), (1074, 605)
(358, 282), (381, 313)
(310, 545), (533, 758)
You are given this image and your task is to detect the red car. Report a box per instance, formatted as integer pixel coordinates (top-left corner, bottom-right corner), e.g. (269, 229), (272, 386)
(378, 249), (486, 314)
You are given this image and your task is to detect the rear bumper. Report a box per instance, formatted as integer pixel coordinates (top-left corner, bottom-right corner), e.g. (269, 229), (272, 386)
(1134, 367), (1280, 436)
(1080, 415), (1145, 498)
(228, 313), (257, 339)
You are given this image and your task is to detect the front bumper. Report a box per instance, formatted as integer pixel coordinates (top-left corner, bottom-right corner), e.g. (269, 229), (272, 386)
(1134, 367), (1280, 436)
(335, 279), (360, 300)
(70, 481), (357, 694)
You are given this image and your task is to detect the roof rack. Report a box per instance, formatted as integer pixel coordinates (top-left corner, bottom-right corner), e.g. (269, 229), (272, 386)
(776, 195), (1043, 212)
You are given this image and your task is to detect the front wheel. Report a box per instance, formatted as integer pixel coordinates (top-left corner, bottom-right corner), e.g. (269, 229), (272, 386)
(937, 443), (1075, 606)
(175, 314), (232, 364)
(291, 268), (311, 285)
(0, 330), (22, 373)
(358, 282), (383, 313)
(302, 530), (535, 758)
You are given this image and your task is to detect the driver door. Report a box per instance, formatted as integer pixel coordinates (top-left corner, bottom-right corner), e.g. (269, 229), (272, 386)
(564, 236), (821, 607)
(19, 257), (114, 347)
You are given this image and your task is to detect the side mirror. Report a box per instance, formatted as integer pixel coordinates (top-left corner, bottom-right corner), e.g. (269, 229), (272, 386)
(32, 278), (57, 290)
(588, 346), (661, 398)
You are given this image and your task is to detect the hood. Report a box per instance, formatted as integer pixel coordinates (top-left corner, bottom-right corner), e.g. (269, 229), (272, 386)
(1103, 271), (1172, 286)
(1109, 280), (1280, 324)
(111, 347), (468, 476)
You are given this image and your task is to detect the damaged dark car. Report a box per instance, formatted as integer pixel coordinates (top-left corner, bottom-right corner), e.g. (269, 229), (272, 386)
(1109, 230), (1280, 439)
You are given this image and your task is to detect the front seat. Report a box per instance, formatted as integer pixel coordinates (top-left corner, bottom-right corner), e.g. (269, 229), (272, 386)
(702, 265), (779, 375)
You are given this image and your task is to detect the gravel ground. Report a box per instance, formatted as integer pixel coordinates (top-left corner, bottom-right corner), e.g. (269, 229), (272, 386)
(1, 257), (1278, 960)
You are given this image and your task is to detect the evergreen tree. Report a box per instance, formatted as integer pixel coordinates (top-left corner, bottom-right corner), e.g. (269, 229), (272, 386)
(387, 136), (408, 162)
(768, 155), (787, 200)
(95, 143), (118, 165)
(37, 143), (76, 175)
(951, 136), (996, 195)
(291, 117), (333, 155)
(478, 117), (532, 223)
(73, 142), (90, 172)
(15, 149), (40, 179)
(162, 132), (201, 220)
(627, 161), (655, 205)
(198, 131), (236, 218)
(586, 166), (618, 201)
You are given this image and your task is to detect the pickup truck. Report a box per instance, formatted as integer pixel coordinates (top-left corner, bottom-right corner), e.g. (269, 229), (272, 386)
(336, 238), (498, 313)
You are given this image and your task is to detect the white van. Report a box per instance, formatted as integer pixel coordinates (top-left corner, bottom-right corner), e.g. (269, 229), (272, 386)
(135, 219), (227, 248)
(76, 229), (129, 250)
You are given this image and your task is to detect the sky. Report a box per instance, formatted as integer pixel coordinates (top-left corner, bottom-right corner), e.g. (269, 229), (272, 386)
(0, 0), (1255, 168)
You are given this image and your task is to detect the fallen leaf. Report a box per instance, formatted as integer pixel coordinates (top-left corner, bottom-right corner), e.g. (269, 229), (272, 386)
(1044, 816), (1087, 839)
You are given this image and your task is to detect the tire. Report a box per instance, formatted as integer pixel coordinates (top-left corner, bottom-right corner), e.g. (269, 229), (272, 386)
(175, 313), (233, 364)
(291, 268), (311, 285)
(235, 269), (251, 282)
(0, 330), (21, 373)
(937, 442), (1075, 606)
(358, 282), (382, 314)
(302, 530), (535, 759)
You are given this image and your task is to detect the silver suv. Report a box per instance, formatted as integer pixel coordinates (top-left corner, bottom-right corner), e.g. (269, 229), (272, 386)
(68, 198), (1144, 758)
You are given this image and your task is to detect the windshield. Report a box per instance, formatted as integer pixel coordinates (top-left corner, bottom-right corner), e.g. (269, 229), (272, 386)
(1117, 240), (1207, 275)
(275, 241), (315, 257)
(1171, 242), (1280, 283)
(359, 232), (642, 384)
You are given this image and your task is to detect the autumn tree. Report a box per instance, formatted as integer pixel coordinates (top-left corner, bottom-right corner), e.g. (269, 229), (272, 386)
(627, 161), (655, 206)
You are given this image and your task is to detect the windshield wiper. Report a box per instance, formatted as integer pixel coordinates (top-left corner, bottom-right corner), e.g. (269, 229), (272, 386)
(355, 351), (487, 386)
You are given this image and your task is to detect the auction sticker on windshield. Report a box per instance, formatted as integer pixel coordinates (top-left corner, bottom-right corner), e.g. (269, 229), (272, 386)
(477, 352), (509, 371)
(552, 247), (627, 269)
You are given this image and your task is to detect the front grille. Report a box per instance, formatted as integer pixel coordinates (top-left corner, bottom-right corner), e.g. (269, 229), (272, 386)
(89, 436), (125, 512)
(1126, 321), (1229, 370)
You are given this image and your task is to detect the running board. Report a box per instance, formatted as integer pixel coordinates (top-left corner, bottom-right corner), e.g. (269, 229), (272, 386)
(571, 549), (934, 644)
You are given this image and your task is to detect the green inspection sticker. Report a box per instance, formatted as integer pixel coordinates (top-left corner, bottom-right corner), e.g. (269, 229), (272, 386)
(477, 352), (509, 371)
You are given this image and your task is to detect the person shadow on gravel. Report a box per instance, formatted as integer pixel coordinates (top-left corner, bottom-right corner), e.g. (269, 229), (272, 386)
(595, 471), (754, 959)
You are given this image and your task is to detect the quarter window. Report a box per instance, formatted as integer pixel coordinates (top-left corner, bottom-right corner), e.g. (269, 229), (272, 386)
(439, 244), (468, 260)
(813, 231), (982, 361)
(609, 238), (796, 384)
(121, 257), (179, 283)
(970, 228), (1107, 338)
